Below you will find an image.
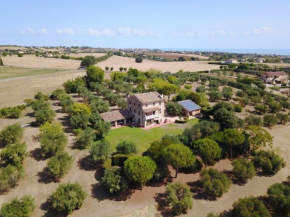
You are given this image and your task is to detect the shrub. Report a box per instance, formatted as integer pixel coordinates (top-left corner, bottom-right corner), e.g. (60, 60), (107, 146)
(232, 197), (271, 217)
(253, 150), (286, 174)
(184, 84), (192, 89)
(47, 153), (74, 180)
(34, 92), (49, 101)
(267, 183), (290, 215)
(200, 168), (232, 198)
(208, 90), (222, 101)
(35, 107), (56, 125)
(245, 115), (263, 126)
(0, 195), (35, 217)
(90, 140), (112, 164)
(135, 57), (143, 63)
(0, 165), (24, 192)
(232, 159), (256, 182)
(39, 122), (67, 157)
(196, 85), (206, 93)
(0, 143), (27, 166)
(50, 89), (65, 100)
(268, 101), (282, 113)
(234, 104), (243, 113)
(76, 128), (95, 149)
(112, 154), (130, 166)
(116, 141), (138, 154)
(165, 182), (193, 214)
(263, 114), (278, 127)
(276, 113), (289, 124)
(8, 107), (22, 119)
(254, 104), (268, 114)
(50, 183), (87, 214)
(0, 124), (23, 147)
(102, 167), (128, 194)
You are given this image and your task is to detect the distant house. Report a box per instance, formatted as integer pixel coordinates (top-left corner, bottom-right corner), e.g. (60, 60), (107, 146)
(127, 92), (165, 127)
(177, 100), (201, 116)
(225, 59), (238, 64)
(255, 58), (265, 63)
(261, 71), (289, 84)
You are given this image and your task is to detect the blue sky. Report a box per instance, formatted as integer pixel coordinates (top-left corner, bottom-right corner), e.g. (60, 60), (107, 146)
(1, 0), (290, 49)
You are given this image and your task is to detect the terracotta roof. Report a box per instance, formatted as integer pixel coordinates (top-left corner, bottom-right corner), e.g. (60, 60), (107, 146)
(132, 92), (164, 104)
(100, 110), (133, 122)
(262, 71), (289, 76)
(143, 107), (161, 113)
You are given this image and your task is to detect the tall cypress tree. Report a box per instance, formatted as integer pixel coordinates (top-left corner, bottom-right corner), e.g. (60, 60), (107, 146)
(0, 57), (3, 66)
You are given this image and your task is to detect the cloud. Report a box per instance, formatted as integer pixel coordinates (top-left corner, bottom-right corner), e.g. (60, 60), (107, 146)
(118, 27), (160, 37)
(57, 28), (75, 35)
(20, 27), (48, 35)
(243, 27), (274, 36)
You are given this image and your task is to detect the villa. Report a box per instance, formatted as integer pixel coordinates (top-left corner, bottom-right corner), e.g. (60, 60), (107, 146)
(260, 71), (289, 84)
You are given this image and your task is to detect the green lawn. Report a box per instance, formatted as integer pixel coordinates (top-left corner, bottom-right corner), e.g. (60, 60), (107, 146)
(105, 118), (199, 154)
(0, 66), (58, 79)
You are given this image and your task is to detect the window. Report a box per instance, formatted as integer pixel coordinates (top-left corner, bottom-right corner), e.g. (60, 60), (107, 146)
(153, 111), (155, 115)
(159, 102), (161, 105)
(153, 103), (155, 106)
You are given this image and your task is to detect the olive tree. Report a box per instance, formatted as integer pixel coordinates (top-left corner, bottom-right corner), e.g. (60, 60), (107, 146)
(267, 183), (290, 215)
(0, 195), (35, 217)
(102, 167), (128, 194)
(116, 141), (138, 154)
(0, 143), (27, 166)
(47, 153), (74, 180)
(232, 159), (256, 182)
(195, 138), (221, 166)
(253, 150), (285, 174)
(89, 140), (112, 164)
(0, 124), (23, 147)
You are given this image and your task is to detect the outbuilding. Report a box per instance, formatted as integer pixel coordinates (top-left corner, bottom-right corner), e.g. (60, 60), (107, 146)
(177, 100), (201, 116)
(100, 110), (133, 127)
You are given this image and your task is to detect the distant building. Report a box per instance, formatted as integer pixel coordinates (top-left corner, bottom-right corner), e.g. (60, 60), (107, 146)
(261, 71), (289, 84)
(225, 59), (238, 64)
(127, 92), (165, 127)
(177, 100), (201, 116)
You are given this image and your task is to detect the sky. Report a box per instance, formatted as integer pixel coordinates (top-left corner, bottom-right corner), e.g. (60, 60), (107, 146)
(1, 0), (290, 49)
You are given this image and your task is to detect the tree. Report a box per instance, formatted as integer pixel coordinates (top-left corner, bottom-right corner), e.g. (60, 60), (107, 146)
(200, 76), (207, 85)
(162, 144), (196, 177)
(232, 197), (271, 217)
(0, 195), (35, 217)
(124, 156), (156, 188)
(263, 114), (278, 128)
(196, 85), (206, 93)
(110, 67), (114, 71)
(253, 150), (285, 174)
(50, 183), (87, 214)
(47, 152), (74, 180)
(222, 129), (245, 158)
(0, 165), (24, 192)
(86, 66), (104, 83)
(166, 102), (183, 116)
(276, 113), (289, 124)
(0, 124), (23, 147)
(267, 183), (290, 215)
(0, 143), (27, 166)
(246, 125), (273, 151)
(214, 108), (239, 130)
(208, 90), (222, 101)
(178, 56), (186, 61)
(105, 66), (109, 71)
(195, 139), (221, 166)
(162, 83), (178, 100)
(254, 104), (268, 115)
(232, 159), (256, 182)
(93, 120), (111, 138)
(164, 182), (193, 214)
(102, 167), (128, 194)
(188, 92), (209, 107)
(245, 115), (263, 126)
(35, 107), (56, 125)
(268, 101), (282, 113)
(90, 140), (112, 164)
(222, 86), (233, 100)
(0, 58), (3, 66)
(209, 80), (220, 89)
(116, 141), (138, 154)
(200, 168), (232, 198)
(135, 57), (143, 63)
(76, 128), (95, 149)
(119, 67), (123, 71)
(39, 122), (67, 157)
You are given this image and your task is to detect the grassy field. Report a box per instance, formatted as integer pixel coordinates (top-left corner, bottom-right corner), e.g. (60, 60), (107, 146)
(0, 66), (59, 79)
(105, 119), (199, 154)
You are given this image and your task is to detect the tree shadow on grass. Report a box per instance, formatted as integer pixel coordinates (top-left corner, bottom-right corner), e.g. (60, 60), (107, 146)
(38, 167), (58, 184)
(40, 200), (68, 217)
(77, 155), (96, 171)
(154, 193), (176, 217)
(30, 148), (47, 162)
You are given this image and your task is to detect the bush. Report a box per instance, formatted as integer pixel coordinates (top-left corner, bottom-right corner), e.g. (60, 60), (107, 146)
(35, 107), (56, 125)
(90, 140), (112, 164)
(165, 182), (193, 214)
(112, 154), (130, 166)
(0, 124), (23, 147)
(232, 197), (271, 217)
(34, 92), (49, 101)
(50, 183), (87, 214)
(135, 57), (143, 63)
(268, 101), (282, 113)
(0, 143), (27, 166)
(267, 183), (290, 215)
(0, 195), (35, 217)
(116, 141), (138, 154)
(47, 153), (74, 180)
(0, 165), (24, 192)
(184, 84), (192, 89)
(200, 168), (232, 198)
(232, 159), (256, 182)
(254, 104), (268, 114)
(253, 150), (286, 174)
(8, 107), (22, 119)
(86, 66), (104, 83)
(196, 85), (206, 93)
(50, 89), (65, 100)
(276, 113), (289, 124)
(263, 114), (278, 127)
(76, 128), (95, 149)
(245, 115), (263, 126)
(39, 122), (67, 157)
(233, 104), (243, 113)
(166, 101), (183, 116)
(102, 167), (128, 194)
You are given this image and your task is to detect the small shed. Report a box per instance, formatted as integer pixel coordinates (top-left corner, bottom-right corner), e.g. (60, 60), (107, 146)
(177, 100), (201, 116)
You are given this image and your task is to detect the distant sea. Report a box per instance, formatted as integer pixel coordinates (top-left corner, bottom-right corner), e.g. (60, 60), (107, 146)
(162, 49), (290, 55)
